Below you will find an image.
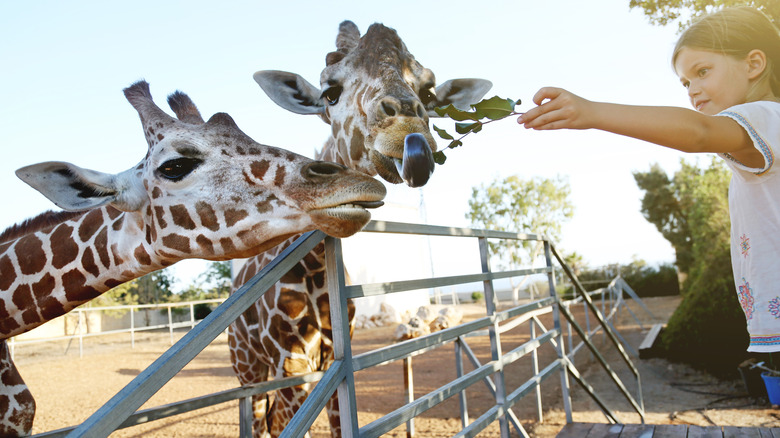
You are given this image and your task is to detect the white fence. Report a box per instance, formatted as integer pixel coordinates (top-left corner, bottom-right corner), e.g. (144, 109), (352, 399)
(9, 299), (225, 359)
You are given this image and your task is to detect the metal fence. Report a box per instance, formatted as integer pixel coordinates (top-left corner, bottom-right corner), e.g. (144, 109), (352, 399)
(33, 220), (651, 438)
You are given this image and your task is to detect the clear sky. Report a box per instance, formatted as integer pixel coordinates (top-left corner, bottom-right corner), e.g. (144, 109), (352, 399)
(0, 0), (700, 288)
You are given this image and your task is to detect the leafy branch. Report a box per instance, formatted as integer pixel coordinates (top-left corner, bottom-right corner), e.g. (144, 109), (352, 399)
(432, 96), (522, 164)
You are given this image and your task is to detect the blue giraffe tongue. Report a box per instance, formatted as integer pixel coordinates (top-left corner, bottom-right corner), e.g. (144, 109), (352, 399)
(394, 133), (434, 188)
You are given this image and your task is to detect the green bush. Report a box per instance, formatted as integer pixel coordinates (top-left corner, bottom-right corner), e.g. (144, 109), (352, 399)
(471, 292), (484, 302)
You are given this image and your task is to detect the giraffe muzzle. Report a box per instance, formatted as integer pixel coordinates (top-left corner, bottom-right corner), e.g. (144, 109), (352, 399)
(394, 133), (435, 188)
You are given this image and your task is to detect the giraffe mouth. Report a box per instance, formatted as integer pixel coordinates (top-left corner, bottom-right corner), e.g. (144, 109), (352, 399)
(372, 133), (435, 188)
(310, 199), (384, 237)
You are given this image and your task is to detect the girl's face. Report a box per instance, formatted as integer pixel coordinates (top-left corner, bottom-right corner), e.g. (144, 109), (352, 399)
(674, 47), (752, 115)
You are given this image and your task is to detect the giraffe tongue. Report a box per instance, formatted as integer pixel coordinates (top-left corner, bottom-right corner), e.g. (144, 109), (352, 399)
(395, 133), (435, 188)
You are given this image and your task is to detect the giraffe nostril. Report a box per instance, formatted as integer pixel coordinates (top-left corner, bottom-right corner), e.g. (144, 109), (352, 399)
(381, 101), (397, 117)
(303, 161), (346, 178)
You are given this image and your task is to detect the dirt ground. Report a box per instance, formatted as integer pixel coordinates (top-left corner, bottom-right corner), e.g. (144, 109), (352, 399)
(15, 296), (780, 437)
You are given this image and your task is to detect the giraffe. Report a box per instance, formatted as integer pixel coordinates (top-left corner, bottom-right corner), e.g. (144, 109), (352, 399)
(0, 80), (386, 436)
(228, 20), (492, 437)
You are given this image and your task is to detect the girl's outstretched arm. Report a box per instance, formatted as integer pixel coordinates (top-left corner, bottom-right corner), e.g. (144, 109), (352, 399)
(518, 87), (760, 165)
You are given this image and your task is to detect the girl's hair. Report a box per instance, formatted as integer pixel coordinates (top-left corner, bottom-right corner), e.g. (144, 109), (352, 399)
(672, 6), (780, 99)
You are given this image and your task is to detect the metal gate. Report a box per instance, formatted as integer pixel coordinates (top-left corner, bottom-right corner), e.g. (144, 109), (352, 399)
(35, 220), (648, 438)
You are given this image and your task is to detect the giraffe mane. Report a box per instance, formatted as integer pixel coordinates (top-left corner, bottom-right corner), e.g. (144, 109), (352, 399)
(0, 210), (84, 244)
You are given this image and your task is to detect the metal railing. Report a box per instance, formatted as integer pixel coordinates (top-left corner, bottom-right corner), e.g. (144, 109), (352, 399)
(34, 220), (649, 437)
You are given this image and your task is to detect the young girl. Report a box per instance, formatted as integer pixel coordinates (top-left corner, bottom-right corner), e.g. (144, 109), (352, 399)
(518, 6), (780, 353)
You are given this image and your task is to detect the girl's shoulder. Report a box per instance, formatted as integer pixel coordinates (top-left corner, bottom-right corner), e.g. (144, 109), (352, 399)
(719, 101), (780, 129)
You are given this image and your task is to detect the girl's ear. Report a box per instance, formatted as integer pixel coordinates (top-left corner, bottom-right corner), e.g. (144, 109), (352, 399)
(746, 49), (767, 79)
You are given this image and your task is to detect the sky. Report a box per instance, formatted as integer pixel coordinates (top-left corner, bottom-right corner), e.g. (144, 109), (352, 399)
(0, 1), (702, 290)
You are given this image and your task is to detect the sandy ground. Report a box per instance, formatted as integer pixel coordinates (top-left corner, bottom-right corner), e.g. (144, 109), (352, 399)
(14, 296), (780, 437)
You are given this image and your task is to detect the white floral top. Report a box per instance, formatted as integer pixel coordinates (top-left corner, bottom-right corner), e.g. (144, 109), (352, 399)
(718, 101), (780, 352)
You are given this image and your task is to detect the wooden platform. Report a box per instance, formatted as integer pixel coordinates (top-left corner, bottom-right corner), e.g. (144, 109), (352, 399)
(556, 422), (780, 437)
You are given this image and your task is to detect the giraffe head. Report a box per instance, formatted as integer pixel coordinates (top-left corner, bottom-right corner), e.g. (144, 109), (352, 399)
(14, 81), (386, 264)
(254, 20), (492, 188)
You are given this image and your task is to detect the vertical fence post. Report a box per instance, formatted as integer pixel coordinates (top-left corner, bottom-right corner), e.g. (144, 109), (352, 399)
(455, 337), (469, 428)
(403, 357), (415, 438)
(168, 306), (174, 345)
(78, 309), (84, 358)
(130, 307), (135, 349)
(530, 319), (543, 422)
(238, 396), (253, 438)
(545, 241), (572, 423)
(190, 303), (196, 329)
(478, 236), (509, 437)
(324, 237), (359, 438)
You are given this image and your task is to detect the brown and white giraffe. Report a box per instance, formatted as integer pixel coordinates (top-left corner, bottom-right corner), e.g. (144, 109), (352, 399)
(228, 20), (492, 437)
(0, 80), (385, 436)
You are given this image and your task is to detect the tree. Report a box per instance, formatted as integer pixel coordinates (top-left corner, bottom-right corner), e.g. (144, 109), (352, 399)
(467, 175), (574, 301)
(629, 0), (779, 30)
(636, 158), (746, 375)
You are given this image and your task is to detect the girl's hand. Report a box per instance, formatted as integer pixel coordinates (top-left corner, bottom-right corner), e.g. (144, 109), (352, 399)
(517, 87), (595, 130)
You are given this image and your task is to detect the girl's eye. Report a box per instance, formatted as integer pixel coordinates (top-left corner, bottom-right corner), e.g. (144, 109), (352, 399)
(697, 68), (709, 77)
(321, 86), (343, 105)
(682, 81), (690, 89)
(158, 157), (202, 181)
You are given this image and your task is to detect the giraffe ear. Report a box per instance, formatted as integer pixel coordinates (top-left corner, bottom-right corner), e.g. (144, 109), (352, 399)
(253, 70), (325, 115)
(15, 162), (144, 212)
(430, 79), (493, 114)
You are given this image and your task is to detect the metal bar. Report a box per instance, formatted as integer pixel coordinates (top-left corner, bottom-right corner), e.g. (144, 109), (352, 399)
(345, 267), (551, 299)
(454, 338), (469, 429)
(455, 359), (562, 438)
(362, 220), (545, 242)
(280, 361), (345, 438)
(478, 236), (509, 438)
(563, 358), (621, 424)
(359, 328), (556, 438)
(545, 241), (572, 424)
(324, 237), (359, 438)
(35, 372), (327, 437)
(556, 300), (645, 421)
(66, 230), (327, 438)
(550, 244), (639, 379)
(403, 357), (415, 438)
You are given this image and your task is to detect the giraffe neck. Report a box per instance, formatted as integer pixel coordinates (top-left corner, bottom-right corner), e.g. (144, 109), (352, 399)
(0, 207), (165, 339)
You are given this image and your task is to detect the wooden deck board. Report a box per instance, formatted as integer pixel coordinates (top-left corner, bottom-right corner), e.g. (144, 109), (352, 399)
(556, 423), (776, 437)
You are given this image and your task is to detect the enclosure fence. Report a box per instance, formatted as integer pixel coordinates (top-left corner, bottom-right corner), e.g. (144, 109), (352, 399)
(33, 220), (650, 438)
(10, 299), (225, 359)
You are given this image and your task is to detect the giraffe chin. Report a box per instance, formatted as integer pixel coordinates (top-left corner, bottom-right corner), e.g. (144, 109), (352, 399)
(309, 206), (376, 238)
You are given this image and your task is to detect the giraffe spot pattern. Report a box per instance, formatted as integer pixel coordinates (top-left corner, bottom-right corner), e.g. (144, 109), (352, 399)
(134, 245), (152, 266)
(162, 234), (190, 253)
(62, 269), (99, 302)
(195, 235), (214, 254)
(224, 209), (248, 228)
(14, 235), (45, 276)
(154, 206), (167, 229)
(196, 202), (219, 232)
(81, 248), (99, 277)
(250, 160), (270, 181)
(78, 209), (104, 242)
(170, 205), (196, 230)
(95, 228), (110, 268)
(350, 125), (364, 162)
(219, 237), (236, 254)
(0, 256), (15, 290)
(110, 244), (124, 266)
(51, 224), (78, 269)
(273, 165), (287, 187)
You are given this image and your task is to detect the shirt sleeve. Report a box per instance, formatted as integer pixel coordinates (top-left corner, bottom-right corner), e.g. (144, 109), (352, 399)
(717, 102), (780, 176)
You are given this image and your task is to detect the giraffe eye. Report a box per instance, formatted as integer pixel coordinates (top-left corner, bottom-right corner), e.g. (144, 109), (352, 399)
(321, 86), (343, 105)
(158, 157), (202, 181)
(419, 87), (436, 105)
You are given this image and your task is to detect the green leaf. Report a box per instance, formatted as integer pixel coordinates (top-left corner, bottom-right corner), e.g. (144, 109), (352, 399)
(472, 96), (517, 120)
(433, 151), (447, 165)
(455, 121), (482, 135)
(434, 104), (481, 121)
(448, 139), (463, 149)
(432, 124), (454, 140)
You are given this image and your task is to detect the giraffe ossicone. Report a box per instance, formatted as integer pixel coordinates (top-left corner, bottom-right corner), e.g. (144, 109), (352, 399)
(230, 20), (492, 438)
(0, 80), (385, 436)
